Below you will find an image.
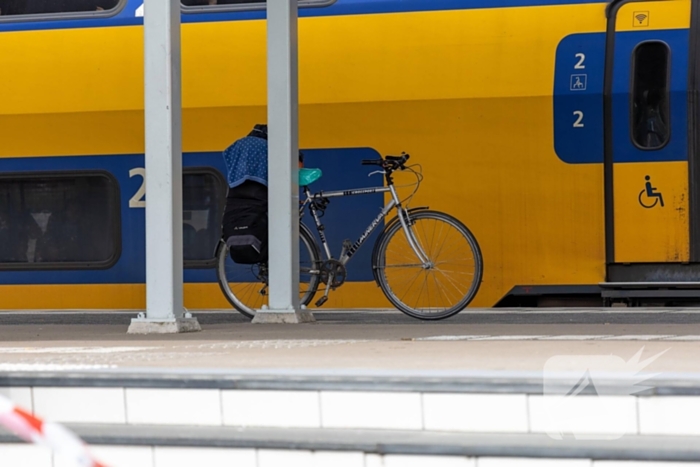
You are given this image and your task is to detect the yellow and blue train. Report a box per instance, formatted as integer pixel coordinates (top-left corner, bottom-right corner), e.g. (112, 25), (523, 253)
(1, 0), (698, 310)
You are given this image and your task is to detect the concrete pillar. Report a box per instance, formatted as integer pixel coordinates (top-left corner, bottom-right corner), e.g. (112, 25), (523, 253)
(128, 0), (200, 334)
(252, 0), (314, 324)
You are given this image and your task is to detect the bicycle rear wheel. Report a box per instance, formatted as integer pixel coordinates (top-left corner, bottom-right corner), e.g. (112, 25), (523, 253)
(374, 210), (482, 320)
(216, 225), (321, 319)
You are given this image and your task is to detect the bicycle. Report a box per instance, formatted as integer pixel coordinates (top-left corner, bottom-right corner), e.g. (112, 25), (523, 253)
(216, 153), (483, 320)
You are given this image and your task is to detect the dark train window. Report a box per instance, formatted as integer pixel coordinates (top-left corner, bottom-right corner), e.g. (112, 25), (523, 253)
(183, 169), (226, 267)
(631, 41), (670, 150)
(0, 173), (120, 269)
(0, 0), (121, 17)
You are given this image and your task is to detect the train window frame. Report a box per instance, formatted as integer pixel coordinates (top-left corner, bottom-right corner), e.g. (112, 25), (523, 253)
(629, 40), (672, 151)
(0, 0), (127, 23)
(183, 166), (227, 269)
(181, 0), (336, 14)
(0, 170), (122, 271)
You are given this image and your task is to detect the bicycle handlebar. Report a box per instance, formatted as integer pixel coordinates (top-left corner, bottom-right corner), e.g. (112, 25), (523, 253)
(361, 153), (410, 171)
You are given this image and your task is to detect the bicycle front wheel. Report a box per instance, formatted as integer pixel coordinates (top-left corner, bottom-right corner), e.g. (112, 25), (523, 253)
(216, 225), (322, 319)
(374, 210), (483, 320)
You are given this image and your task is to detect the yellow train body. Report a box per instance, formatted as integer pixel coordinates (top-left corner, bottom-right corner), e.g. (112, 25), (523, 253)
(0, 0), (697, 310)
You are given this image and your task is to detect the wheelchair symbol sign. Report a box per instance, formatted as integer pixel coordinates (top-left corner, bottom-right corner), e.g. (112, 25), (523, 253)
(639, 175), (664, 209)
(570, 74), (587, 91)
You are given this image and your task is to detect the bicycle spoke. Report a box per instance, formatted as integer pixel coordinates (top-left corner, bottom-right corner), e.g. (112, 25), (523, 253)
(432, 221), (458, 261)
(418, 217), (435, 260)
(386, 239), (424, 264)
(437, 271), (463, 303)
(417, 270), (430, 309)
(435, 267), (469, 297)
(430, 271), (450, 307)
(433, 268), (475, 276)
(433, 240), (474, 264)
(397, 268), (427, 303)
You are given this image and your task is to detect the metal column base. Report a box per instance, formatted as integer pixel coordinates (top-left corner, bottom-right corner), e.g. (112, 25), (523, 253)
(251, 310), (315, 324)
(127, 317), (201, 334)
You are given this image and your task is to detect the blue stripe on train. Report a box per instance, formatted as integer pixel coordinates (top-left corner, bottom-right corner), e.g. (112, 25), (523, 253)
(0, 147), (383, 285)
(0, 0), (606, 32)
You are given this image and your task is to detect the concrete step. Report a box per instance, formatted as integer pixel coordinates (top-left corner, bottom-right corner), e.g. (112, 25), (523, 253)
(2, 371), (700, 434)
(2, 370), (700, 466)
(3, 425), (700, 466)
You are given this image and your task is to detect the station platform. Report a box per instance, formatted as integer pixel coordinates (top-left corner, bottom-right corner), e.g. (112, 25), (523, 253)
(2, 309), (700, 467)
(1, 308), (700, 372)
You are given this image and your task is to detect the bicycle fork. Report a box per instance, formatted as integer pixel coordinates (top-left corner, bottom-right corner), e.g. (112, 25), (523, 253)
(392, 188), (431, 268)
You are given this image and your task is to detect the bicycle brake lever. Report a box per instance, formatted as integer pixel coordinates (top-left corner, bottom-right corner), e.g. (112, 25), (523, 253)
(368, 170), (386, 177)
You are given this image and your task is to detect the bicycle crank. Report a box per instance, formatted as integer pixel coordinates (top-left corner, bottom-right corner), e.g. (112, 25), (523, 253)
(319, 259), (347, 288)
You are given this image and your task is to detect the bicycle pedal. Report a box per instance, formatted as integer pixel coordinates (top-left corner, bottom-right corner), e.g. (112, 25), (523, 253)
(315, 296), (328, 307)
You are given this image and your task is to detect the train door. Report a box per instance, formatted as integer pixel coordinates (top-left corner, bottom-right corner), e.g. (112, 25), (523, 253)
(605, 0), (695, 281)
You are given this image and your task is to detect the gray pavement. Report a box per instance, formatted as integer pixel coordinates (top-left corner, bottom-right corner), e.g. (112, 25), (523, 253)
(0, 309), (699, 374)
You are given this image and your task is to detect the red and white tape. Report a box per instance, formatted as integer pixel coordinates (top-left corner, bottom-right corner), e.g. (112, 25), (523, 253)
(0, 394), (107, 467)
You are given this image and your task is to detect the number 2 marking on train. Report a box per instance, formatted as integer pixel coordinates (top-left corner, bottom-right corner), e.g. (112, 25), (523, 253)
(129, 168), (146, 208)
(574, 53), (586, 69)
(573, 111), (584, 127)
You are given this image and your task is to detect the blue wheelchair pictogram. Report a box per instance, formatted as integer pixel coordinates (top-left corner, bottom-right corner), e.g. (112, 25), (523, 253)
(638, 175), (664, 208)
(570, 74), (587, 91)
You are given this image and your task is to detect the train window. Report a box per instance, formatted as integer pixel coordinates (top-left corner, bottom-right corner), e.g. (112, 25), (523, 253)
(0, 0), (121, 17)
(181, 0), (334, 12)
(0, 172), (120, 270)
(183, 169), (226, 267)
(631, 41), (670, 150)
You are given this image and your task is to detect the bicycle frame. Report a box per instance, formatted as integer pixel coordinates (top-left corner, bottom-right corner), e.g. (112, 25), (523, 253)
(300, 182), (430, 268)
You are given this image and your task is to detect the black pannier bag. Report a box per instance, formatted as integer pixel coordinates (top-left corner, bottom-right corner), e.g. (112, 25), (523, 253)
(222, 180), (268, 264)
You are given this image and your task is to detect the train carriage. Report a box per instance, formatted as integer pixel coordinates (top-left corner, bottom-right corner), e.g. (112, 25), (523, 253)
(0, 0), (697, 310)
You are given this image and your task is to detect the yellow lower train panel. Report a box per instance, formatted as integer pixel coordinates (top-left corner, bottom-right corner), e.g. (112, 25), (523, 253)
(0, 282), (391, 310)
(614, 162), (689, 263)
